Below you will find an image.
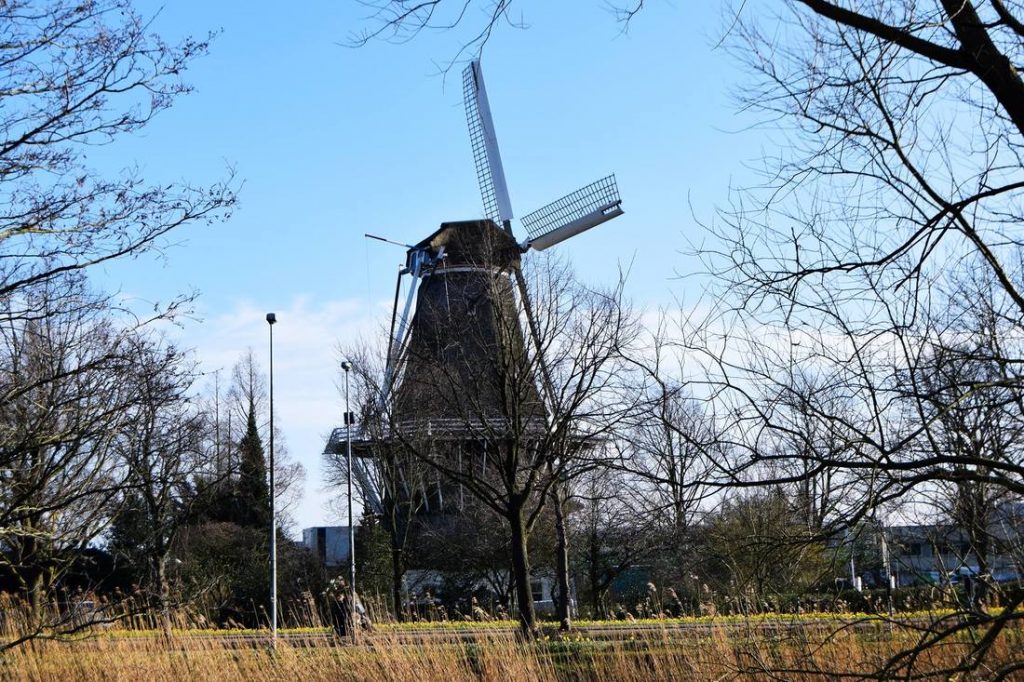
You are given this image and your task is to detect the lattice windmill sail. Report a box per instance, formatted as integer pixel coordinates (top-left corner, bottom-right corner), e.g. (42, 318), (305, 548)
(462, 59), (624, 250)
(520, 175), (624, 251)
(463, 61), (514, 230)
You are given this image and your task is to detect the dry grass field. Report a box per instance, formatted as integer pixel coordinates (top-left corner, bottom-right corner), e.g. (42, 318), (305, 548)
(3, 615), (1022, 681)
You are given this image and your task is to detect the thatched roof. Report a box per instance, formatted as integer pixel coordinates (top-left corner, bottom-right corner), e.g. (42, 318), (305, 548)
(413, 219), (522, 269)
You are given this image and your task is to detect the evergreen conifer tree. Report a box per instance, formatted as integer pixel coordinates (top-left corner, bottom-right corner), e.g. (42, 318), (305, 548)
(236, 399), (271, 527)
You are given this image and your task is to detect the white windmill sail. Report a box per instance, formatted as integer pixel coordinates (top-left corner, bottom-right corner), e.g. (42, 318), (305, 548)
(521, 175), (624, 251)
(463, 60), (514, 230)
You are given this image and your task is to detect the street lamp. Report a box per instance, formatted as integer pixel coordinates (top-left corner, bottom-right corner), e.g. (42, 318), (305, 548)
(266, 312), (277, 646)
(341, 360), (356, 614)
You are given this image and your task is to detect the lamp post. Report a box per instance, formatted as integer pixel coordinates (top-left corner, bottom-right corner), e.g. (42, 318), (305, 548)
(341, 360), (355, 616)
(266, 312), (277, 647)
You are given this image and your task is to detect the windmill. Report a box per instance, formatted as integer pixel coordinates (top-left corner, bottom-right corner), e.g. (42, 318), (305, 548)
(325, 59), (624, 513)
(383, 60), (625, 400)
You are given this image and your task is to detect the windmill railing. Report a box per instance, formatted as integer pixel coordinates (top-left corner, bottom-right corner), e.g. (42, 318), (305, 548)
(326, 418), (547, 449)
(325, 416), (608, 456)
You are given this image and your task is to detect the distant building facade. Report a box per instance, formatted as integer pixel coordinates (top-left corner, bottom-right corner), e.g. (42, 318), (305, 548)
(301, 526), (351, 567)
(888, 521), (1023, 587)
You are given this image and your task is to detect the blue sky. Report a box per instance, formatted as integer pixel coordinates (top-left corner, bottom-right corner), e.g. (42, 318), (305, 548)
(91, 1), (765, 534)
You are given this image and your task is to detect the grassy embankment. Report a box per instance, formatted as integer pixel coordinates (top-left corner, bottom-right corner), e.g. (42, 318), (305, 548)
(3, 611), (1023, 680)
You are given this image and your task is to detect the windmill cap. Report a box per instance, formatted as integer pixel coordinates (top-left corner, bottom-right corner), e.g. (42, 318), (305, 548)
(412, 219), (521, 270)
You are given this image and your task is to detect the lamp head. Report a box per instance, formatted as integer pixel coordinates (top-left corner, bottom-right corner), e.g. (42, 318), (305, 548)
(341, 360), (352, 372)
(266, 312), (277, 325)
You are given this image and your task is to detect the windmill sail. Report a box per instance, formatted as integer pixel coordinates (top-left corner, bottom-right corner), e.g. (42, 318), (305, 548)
(463, 61), (514, 230)
(522, 175), (624, 251)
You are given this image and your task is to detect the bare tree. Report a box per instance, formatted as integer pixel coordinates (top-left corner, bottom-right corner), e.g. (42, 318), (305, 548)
(619, 324), (721, 559)
(325, 344), (431, 622)
(0, 0), (234, 645)
(0, 0), (235, 308)
(571, 465), (659, 619)
(681, 0), (1024, 675)
(347, 0), (647, 64)
(109, 336), (210, 632)
(904, 277), (1024, 608)
(347, 0), (518, 68)
(224, 350), (305, 527)
(378, 236), (636, 637)
(0, 278), (166, 641)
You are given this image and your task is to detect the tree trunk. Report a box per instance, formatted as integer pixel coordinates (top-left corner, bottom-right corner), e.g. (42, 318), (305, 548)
(550, 482), (572, 630)
(391, 546), (405, 622)
(155, 555), (172, 636)
(19, 533), (45, 626)
(385, 498), (410, 623)
(588, 515), (603, 619)
(963, 482), (993, 611)
(939, 0), (1024, 142)
(508, 504), (536, 638)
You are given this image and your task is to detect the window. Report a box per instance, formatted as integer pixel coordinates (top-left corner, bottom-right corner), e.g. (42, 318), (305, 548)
(531, 580), (544, 603)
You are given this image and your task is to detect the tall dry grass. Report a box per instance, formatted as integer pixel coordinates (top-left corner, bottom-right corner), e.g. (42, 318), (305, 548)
(3, 618), (1022, 681)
